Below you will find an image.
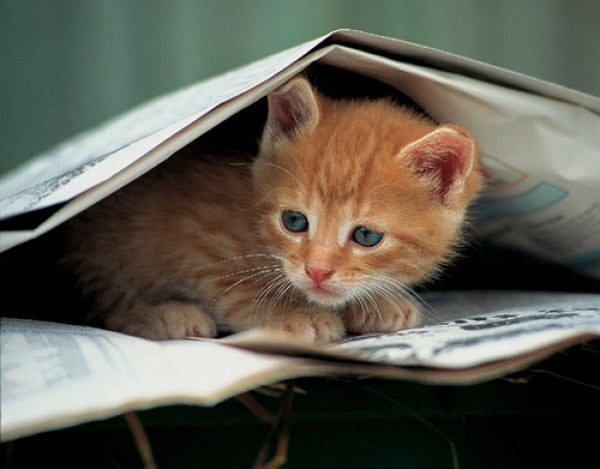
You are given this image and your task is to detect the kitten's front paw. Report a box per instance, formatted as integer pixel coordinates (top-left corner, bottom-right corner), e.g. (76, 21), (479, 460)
(265, 309), (345, 344)
(105, 302), (217, 340)
(344, 299), (421, 334)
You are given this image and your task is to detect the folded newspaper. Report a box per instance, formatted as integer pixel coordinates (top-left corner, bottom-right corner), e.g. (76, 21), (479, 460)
(1, 29), (599, 442)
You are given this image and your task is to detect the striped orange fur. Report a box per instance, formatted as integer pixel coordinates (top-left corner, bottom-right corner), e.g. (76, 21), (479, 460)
(62, 76), (482, 342)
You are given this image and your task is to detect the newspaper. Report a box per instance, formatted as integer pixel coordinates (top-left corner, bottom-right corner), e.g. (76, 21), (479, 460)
(3, 291), (599, 441)
(1, 29), (599, 442)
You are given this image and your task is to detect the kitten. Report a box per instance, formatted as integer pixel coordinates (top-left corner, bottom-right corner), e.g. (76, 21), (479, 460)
(61, 76), (482, 343)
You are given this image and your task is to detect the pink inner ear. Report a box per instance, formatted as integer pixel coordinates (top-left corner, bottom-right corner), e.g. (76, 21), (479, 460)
(269, 93), (301, 138)
(266, 78), (318, 141)
(408, 127), (475, 203)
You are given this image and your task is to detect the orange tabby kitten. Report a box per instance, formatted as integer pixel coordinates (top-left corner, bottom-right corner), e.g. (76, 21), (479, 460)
(62, 76), (482, 343)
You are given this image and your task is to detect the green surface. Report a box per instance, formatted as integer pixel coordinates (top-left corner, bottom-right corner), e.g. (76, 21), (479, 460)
(3, 342), (599, 469)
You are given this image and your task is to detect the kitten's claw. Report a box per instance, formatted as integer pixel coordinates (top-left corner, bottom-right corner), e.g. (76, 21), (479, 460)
(105, 302), (217, 340)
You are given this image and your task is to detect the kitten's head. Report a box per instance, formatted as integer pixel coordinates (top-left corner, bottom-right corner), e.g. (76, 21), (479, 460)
(252, 77), (482, 308)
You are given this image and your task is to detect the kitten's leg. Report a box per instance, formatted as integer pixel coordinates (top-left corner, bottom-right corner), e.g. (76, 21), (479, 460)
(343, 297), (421, 334)
(218, 295), (345, 343)
(103, 301), (217, 340)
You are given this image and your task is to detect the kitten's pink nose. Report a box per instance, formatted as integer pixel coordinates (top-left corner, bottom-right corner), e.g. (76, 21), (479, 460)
(305, 265), (335, 285)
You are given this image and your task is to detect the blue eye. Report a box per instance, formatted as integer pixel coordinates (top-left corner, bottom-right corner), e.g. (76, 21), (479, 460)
(352, 226), (383, 247)
(282, 211), (308, 233)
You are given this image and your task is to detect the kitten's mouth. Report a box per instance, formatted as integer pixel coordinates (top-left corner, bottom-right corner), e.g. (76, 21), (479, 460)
(305, 283), (345, 305)
(287, 268), (346, 305)
(310, 284), (336, 296)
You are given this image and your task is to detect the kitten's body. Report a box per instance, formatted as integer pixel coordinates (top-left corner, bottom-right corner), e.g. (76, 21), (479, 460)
(63, 77), (482, 342)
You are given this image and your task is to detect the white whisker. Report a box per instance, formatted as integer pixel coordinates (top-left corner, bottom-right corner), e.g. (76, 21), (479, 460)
(249, 273), (296, 323)
(250, 187), (296, 208)
(360, 290), (382, 332)
(260, 162), (298, 181)
(262, 155), (308, 187)
(207, 264), (281, 284)
(213, 253), (284, 265)
(251, 273), (286, 313)
(362, 273), (437, 322)
(266, 280), (294, 319)
(209, 267), (282, 311)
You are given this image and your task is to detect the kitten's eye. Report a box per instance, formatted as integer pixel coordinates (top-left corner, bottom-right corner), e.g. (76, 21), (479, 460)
(282, 210), (308, 233)
(352, 226), (383, 247)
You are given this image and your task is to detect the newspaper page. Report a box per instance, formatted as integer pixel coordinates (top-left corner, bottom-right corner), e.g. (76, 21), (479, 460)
(335, 291), (600, 368)
(0, 317), (326, 442)
(3, 291), (599, 442)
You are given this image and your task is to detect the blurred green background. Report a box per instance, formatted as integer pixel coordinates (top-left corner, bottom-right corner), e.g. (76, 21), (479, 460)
(1, 0), (599, 176)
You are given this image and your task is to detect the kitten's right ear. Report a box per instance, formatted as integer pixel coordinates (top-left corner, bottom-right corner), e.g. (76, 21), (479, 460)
(263, 77), (320, 144)
(401, 125), (477, 205)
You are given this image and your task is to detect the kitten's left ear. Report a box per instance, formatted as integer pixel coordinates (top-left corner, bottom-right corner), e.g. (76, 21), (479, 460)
(262, 77), (320, 144)
(402, 125), (476, 204)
